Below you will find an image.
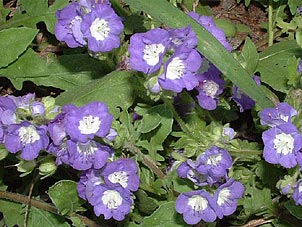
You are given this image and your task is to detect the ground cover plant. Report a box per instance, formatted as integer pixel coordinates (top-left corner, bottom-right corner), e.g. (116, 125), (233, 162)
(0, 0), (302, 226)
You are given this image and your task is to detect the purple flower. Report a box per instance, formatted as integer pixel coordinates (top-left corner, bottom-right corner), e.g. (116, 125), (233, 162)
(5, 121), (49, 160)
(232, 76), (260, 112)
(47, 141), (70, 166)
(197, 146), (233, 185)
(30, 101), (45, 117)
(297, 59), (302, 74)
(65, 102), (113, 143)
(55, 2), (86, 48)
(262, 123), (302, 168)
(175, 190), (217, 224)
(177, 160), (208, 186)
(88, 184), (133, 221)
(168, 25), (198, 49)
(79, 0), (110, 13)
(67, 139), (111, 170)
(147, 77), (161, 94)
(128, 28), (170, 74)
(188, 12), (232, 52)
(81, 4), (123, 52)
(260, 102), (297, 127)
(196, 65), (225, 110)
(0, 122), (5, 143)
(223, 127), (235, 140)
(293, 180), (302, 205)
(213, 178), (244, 219)
(101, 158), (139, 191)
(77, 168), (104, 200)
(0, 96), (16, 125)
(158, 46), (202, 93)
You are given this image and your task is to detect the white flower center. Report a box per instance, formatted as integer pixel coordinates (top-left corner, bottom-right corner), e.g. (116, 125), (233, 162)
(202, 80), (219, 98)
(108, 171), (129, 188)
(101, 190), (123, 209)
(143, 43), (165, 66)
(166, 57), (185, 80)
(78, 115), (101, 134)
(18, 125), (40, 145)
(279, 114), (289, 122)
(90, 18), (110, 41)
(273, 133), (294, 155)
(188, 195), (208, 212)
(77, 142), (98, 156)
(206, 154), (222, 166)
(299, 183), (302, 193)
(217, 188), (231, 206)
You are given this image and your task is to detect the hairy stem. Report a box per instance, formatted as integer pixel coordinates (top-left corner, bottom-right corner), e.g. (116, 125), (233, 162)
(268, 0), (274, 46)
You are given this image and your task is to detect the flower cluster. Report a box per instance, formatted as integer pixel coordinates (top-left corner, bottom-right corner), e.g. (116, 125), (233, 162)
(128, 11), (230, 110)
(0, 94), (58, 160)
(77, 158), (139, 220)
(55, 0), (123, 52)
(175, 145), (244, 225)
(260, 102), (302, 168)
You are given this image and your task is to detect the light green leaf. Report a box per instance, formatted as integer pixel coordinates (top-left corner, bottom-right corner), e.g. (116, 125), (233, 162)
(0, 48), (111, 90)
(0, 144), (8, 160)
(236, 37), (259, 74)
(48, 180), (84, 216)
(0, 199), (24, 227)
(0, 27), (38, 68)
(123, 0), (274, 108)
(257, 40), (302, 92)
(139, 113), (161, 133)
(288, 0), (301, 15)
(56, 70), (136, 118)
(139, 201), (189, 227)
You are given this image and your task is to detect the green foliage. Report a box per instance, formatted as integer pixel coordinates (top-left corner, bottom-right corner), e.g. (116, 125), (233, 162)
(0, 27), (38, 68)
(0, 199), (69, 227)
(257, 40), (302, 92)
(48, 180), (85, 216)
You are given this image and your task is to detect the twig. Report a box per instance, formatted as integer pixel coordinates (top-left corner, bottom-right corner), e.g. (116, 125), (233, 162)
(0, 190), (102, 227)
(242, 218), (273, 227)
(24, 179), (35, 227)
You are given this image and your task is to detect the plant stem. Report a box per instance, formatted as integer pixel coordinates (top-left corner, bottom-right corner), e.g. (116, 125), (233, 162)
(0, 190), (102, 227)
(268, 0), (274, 46)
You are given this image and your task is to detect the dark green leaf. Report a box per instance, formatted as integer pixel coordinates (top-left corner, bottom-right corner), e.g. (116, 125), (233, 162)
(0, 27), (38, 68)
(257, 40), (302, 92)
(136, 189), (159, 215)
(139, 201), (189, 227)
(48, 180), (84, 216)
(56, 70), (136, 118)
(284, 200), (302, 220)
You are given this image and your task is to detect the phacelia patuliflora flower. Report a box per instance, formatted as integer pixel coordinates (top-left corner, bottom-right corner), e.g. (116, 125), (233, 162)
(128, 28), (170, 74)
(260, 102), (297, 127)
(196, 146), (233, 185)
(177, 159), (208, 186)
(293, 180), (302, 205)
(188, 12), (232, 51)
(0, 96), (17, 126)
(55, 2), (86, 48)
(81, 3), (123, 52)
(175, 190), (217, 224)
(5, 121), (49, 160)
(101, 158), (139, 191)
(232, 75), (260, 112)
(88, 184), (134, 221)
(213, 178), (244, 219)
(196, 64), (225, 110)
(158, 46), (202, 93)
(65, 101), (113, 143)
(168, 25), (198, 49)
(262, 123), (302, 168)
(66, 139), (111, 170)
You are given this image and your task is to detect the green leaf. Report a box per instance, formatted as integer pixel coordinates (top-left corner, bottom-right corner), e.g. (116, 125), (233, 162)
(0, 49), (111, 90)
(0, 144), (8, 161)
(288, 0), (301, 15)
(0, 0), (69, 33)
(56, 70), (136, 118)
(0, 199), (69, 227)
(136, 189), (159, 215)
(0, 27), (38, 68)
(236, 37), (259, 74)
(139, 201), (189, 227)
(257, 40), (302, 93)
(284, 200), (302, 220)
(214, 18), (236, 37)
(139, 113), (162, 133)
(123, 0), (274, 108)
(48, 180), (84, 216)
